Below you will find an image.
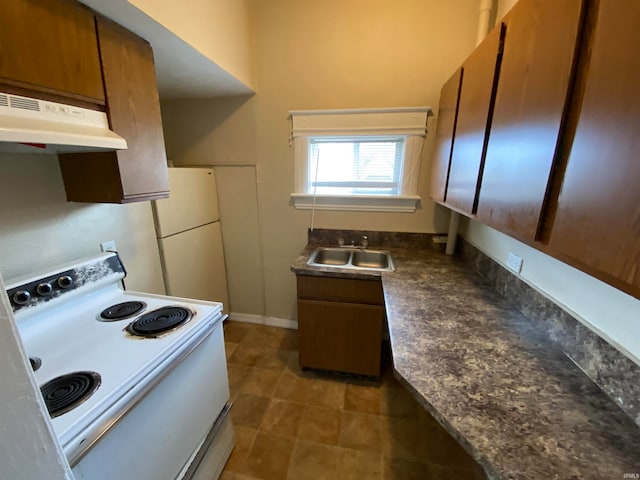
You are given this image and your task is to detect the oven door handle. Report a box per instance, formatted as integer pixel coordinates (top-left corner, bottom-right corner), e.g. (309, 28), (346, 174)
(64, 315), (222, 466)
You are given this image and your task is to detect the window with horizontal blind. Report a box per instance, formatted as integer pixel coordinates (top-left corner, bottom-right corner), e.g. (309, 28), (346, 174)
(309, 136), (404, 195)
(290, 107), (432, 212)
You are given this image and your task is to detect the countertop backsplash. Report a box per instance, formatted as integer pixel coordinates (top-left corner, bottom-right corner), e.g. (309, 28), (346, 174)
(307, 228), (445, 251)
(458, 239), (640, 427)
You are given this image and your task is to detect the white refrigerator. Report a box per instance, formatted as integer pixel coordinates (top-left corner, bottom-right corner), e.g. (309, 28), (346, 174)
(152, 168), (229, 311)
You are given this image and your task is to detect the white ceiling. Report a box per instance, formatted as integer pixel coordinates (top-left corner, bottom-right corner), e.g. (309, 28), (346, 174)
(79, 0), (254, 99)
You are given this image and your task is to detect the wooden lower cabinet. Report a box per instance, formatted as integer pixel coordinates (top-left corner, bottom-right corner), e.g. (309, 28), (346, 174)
(296, 275), (384, 377)
(298, 300), (384, 377)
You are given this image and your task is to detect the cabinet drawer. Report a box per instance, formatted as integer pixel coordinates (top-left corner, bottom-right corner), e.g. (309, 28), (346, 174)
(297, 299), (384, 377)
(296, 275), (384, 305)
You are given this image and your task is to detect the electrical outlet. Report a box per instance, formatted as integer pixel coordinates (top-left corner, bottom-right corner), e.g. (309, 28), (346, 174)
(432, 235), (448, 244)
(506, 252), (523, 274)
(100, 240), (117, 253)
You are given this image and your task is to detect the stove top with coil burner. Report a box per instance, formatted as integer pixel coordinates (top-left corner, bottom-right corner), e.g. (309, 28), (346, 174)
(7, 253), (224, 456)
(41, 371), (102, 419)
(126, 306), (192, 337)
(99, 301), (147, 321)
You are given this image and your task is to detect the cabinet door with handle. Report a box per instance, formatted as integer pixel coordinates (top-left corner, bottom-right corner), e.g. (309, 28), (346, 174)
(547, 1), (640, 297)
(476, 0), (583, 241)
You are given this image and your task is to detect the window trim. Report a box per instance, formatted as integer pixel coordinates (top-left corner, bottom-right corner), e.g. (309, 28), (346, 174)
(289, 107), (432, 212)
(289, 193), (421, 212)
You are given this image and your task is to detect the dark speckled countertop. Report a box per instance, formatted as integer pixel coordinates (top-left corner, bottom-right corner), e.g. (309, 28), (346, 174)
(292, 245), (640, 480)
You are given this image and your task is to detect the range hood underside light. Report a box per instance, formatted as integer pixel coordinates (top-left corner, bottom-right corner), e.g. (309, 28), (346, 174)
(0, 92), (127, 154)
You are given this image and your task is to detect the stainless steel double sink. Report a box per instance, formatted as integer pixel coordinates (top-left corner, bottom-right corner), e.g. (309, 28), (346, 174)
(306, 247), (395, 272)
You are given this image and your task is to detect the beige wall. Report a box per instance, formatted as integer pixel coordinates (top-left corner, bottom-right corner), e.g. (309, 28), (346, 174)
(161, 0), (479, 320)
(129, 0), (254, 89)
(0, 153), (165, 294)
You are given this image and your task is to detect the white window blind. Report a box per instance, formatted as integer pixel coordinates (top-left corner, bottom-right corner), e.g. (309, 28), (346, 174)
(309, 137), (404, 195)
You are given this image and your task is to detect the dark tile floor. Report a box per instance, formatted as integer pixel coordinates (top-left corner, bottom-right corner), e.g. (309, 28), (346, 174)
(219, 321), (486, 480)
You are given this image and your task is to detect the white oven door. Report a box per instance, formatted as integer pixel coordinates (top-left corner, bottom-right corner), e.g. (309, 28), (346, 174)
(72, 318), (230, 480)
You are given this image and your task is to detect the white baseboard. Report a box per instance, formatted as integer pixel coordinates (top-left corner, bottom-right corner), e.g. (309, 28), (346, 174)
(229, 312), (298, 330)
(265, 317), (298, 330)
(228, 313), (263, 325)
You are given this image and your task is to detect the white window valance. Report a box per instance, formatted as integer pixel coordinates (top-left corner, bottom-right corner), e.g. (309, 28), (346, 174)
(289, 107), (432, 138)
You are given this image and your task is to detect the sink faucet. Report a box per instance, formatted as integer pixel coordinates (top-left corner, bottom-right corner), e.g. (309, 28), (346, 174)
(339, 235), (368, 248)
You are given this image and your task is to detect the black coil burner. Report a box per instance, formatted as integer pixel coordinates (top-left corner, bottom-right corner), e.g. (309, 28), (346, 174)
(125, 306), (192, 338)
(99, 301), (147, 321)
(40, 371), (101, 419)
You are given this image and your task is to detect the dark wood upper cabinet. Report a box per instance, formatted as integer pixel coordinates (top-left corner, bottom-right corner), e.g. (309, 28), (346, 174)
(428, 0), (640, 299)
(475, 0), (584, 241)
(59, 18), (169, 203)
(546, 1), (640, 296)
(430, 68), (463, 203)
(0, 0), (104, 105)
(445, 25), (503, 215)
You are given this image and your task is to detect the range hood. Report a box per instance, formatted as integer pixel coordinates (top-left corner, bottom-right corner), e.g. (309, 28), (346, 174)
(0, 92), (127, 154)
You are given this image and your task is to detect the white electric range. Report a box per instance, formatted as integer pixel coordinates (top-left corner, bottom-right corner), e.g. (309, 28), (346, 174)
(6, 253), (234, 480)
